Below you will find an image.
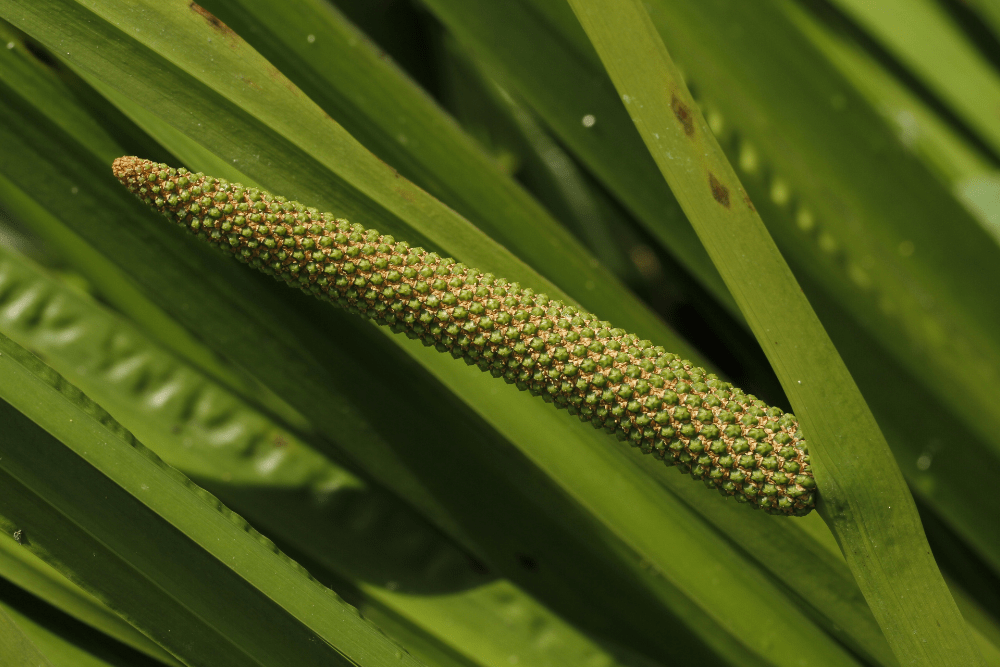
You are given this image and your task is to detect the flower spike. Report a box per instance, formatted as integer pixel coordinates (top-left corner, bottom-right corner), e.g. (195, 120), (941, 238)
(113, 156), (816, 516)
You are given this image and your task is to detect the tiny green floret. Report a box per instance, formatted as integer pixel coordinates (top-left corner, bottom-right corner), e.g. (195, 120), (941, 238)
(112, 156), (816, 516)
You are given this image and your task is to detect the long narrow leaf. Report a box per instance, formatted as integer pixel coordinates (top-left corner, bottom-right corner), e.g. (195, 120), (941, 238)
(565, 0), (982, 664)
(826, 0), (1000, 157)
(0, 63), (735, 664)
(0, 536), (181, 666)
(0, 242), (645, 667)
(0, 582), (170, 667)
(2, 11), (907, 667)
(640, 0), (1000, 575)
(0, 604), (53, 667)
(0, 331), (427, 667)
(420, 0), (1000, 581)
(0, 2), (946, 665)
(777, 1), (1000, 243)
(192, 0), (683, 346)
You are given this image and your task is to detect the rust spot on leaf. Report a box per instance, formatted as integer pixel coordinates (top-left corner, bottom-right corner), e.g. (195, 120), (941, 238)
(671, 93), (695, 137)
(190, 3), (236, 39)
(743, 192), (755, 212)
(709, 173), (730, 208)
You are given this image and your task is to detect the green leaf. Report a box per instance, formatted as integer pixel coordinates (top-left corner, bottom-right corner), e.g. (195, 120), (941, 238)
(418, 0), (736, 316)
(563, 0), (982, 663)
(640, 0), (1000, 577)
(964, 0), (1000, 43)
(778, 0), (1000, 241)
(0, 7), (906, 667)
(0, 238), (637, 667)
(825, 0), (1000, 157)
(0, 578), (172, 667)
(0, 535), (181, 666)
(0, 29), (286, 411)
(434, 40), (636, 280)
(0, 331), (426, 667)
(419, 0), (1000, 582)
(0, 604), (53, 667)
(3, 2), (987, 666)
(190, 0), (678, 344)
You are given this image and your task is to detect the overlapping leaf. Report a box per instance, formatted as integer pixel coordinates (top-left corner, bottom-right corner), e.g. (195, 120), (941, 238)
(0, 0), (998, 665)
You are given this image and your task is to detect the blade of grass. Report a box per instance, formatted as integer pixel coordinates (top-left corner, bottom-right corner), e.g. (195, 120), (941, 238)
(565, 0), (983, 664)
(947, 578), (1000, 665)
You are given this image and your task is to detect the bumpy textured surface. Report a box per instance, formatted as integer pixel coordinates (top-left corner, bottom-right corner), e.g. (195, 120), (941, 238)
(113, 156), (816, 516)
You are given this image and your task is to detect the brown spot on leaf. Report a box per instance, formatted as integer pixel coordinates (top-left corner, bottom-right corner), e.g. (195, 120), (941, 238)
(190, 3), (236, 39)
(671, 93), (695, 137)
(709, 173), (730, 207)
(743, 192), (756, 212)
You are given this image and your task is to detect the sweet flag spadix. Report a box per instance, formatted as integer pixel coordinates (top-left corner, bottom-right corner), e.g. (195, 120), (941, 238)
(113, 156), (817, 516)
